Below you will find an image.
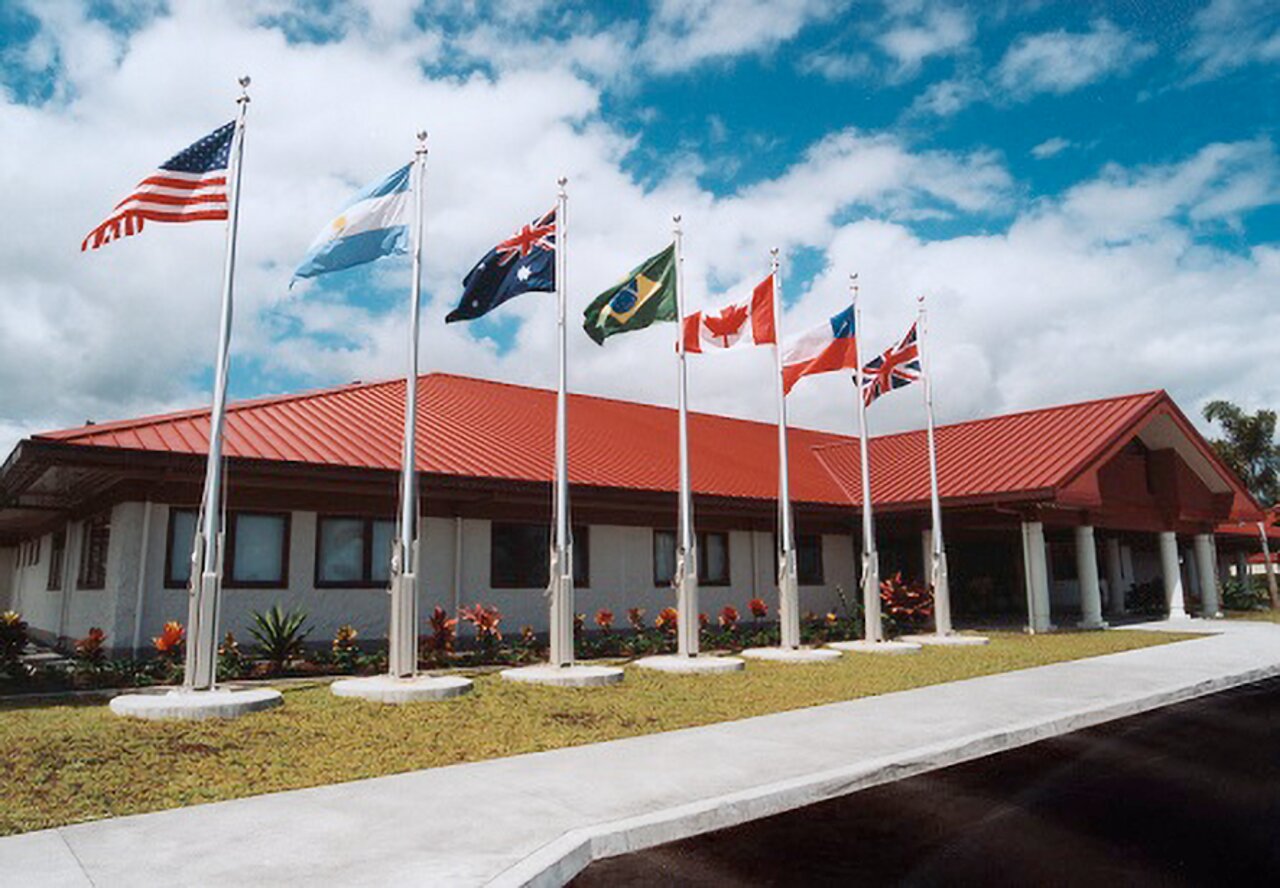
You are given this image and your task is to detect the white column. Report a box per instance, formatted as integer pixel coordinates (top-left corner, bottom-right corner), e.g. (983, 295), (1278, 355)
(1104, 537), (1125, 618)
(1075, 525), (1106, 629)
(1195, 533), (1221, 618)
(1021, 521), (1052, 633)
(1159, 531), (1188, 620)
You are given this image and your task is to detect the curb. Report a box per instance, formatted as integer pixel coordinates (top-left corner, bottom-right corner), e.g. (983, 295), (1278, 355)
(487, 661), (1280, 888)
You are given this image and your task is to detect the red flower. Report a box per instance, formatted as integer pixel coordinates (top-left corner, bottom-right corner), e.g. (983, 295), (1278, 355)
(718, 605), (739, 629)
(748, 597), (768, 620)
(595, 609), (614, 630)
(627, 607), (647, 631)
(698, 612), (709, 629)
(460, 603), (503, 641)
(153, 621), (185, 654)
(655, 607), (679, 634)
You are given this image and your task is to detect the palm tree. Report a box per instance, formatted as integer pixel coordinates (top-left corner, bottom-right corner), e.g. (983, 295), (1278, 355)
(1203, 401), (1279, 507)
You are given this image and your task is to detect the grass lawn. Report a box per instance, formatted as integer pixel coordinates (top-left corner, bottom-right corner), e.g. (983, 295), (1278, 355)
(1225, 609), (1280, 624)
(0, 629), (1197, 836)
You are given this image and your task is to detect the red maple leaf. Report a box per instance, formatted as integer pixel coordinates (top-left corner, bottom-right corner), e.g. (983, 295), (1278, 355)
(703, 303), (749, 345)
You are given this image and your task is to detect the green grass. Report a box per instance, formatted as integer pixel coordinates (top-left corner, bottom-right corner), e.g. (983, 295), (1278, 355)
(1225, 609), (1280, 624)
(0, 629), (1196, 836)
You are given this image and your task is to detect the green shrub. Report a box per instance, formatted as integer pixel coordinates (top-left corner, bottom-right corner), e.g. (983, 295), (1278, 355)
(248, 606), (311, 674)
(1222, 578), (1268, 611)
(0, 611), (30, 680)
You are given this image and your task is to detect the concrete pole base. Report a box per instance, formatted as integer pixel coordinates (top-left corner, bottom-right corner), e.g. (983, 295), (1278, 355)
(739, 646), (842, 663)
(631, 655), (745, 674)
(900, 633), (991, 647)
(500, 664), (624, 687)
(330, 674), (473, 704)
(109, 688), (283, 721)
(827, 639), (922, 654)
(1077, 619), (1109, 631)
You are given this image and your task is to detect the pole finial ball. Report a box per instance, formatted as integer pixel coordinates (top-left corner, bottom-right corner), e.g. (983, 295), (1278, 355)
(417, 130), (428, 143)
(558, 175), (568, 187)
(673, 213), (682, 224)
(239, 75), (251, 88)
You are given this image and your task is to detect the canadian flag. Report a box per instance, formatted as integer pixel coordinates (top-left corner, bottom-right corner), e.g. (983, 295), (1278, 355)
(682, 274), (776, 353)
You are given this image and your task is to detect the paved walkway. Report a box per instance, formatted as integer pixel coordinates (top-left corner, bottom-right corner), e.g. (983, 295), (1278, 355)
(6, 620), (1280, 888)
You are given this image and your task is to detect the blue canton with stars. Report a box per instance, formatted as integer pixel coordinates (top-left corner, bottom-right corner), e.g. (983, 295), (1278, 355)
(447, 207), (556, 323)
(159, 121), (235, 174)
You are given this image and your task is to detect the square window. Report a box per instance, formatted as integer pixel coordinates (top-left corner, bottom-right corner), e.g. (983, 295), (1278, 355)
(491, 522), (588, 588)
(77, 512), (110, 590)
(165, 509), (198, 587)
(227, 513), (289, 587)
(315, 516), (398, 587)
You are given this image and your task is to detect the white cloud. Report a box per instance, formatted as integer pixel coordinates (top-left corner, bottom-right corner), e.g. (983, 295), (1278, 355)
(0, 0), (1277, 466)
(1183, 0), (1280, 82)
(995, 19), (1155, 99)
(643, 0), (842, 73)
(876, 3), (973, 78)
(909, 75), (984, 116)
(1031, 137), (1071, 159)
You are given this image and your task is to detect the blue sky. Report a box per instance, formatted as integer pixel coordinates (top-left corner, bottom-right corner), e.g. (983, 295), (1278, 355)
(0, 0), (1277, 452)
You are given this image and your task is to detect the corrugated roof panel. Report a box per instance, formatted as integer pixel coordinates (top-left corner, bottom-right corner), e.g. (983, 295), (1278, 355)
(33, 374), (1174, 508)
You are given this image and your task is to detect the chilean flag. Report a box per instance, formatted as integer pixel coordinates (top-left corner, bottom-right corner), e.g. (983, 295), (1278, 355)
(781, 306), (858, 394)
(682, 274), (776, 353)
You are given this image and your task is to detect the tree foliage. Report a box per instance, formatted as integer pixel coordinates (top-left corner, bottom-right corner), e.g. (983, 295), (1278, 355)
(1203, 400), (1279, 506)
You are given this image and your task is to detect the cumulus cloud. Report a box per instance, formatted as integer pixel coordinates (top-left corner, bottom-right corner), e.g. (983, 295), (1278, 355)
(643, 0), (842, 73)
(0, 0), (1277, 465)
(800, 0), (973, 83)
(1182, 0), (1280, 82)
(995, 19), (1155, 99)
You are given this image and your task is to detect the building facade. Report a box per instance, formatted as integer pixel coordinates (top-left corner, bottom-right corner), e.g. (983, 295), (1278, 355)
(0, 374), (1273, 654)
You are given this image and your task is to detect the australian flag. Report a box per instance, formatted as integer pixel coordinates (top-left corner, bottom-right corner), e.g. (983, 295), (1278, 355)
(447, 207), (556, 322)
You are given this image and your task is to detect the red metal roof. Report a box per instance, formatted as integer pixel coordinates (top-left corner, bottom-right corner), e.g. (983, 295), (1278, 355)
(31, 374), (1258, 516)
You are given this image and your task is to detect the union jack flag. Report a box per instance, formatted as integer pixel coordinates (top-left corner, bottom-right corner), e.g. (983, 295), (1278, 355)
(860, 322), (921, 406)
(82, 121), (235, 251)
(493, 209), (556, 266)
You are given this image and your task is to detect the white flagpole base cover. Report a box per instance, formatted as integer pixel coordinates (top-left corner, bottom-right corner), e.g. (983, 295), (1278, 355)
(331, 674), (472, 704)
(827, 639), (922, 654)
(110, 688), (282, 721)
(739, 646), (841, 663)
(500, 664), (623, 687)
(632, 655), (744, 674)
(900, 633), (991, 647)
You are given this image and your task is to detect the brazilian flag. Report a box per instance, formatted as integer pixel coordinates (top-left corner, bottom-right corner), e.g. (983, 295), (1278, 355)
(583, 243), (677, 345)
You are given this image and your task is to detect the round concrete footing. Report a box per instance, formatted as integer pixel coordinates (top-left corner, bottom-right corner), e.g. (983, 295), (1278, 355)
(739, 646), (842, 663)
(631, 654), (745, 674)
(900, 633), (991, 647)
(500, 663), (624, 687)
(330, 674), (473, 703)
(109, 688), (283, 721)
(827, 639), (922, 654)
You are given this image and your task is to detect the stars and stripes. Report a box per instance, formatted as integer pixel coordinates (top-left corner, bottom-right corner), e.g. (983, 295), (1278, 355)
(861, 321), (921, 406)
(81, 121), (235, 252)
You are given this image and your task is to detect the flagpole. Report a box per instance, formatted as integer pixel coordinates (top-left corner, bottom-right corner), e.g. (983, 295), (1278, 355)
(918, 295), (952, 636)
(771, 249), (800, 649)
(549, 177), (574, 667)
(388, 131), (428, 679)
(851, 274), (882, 643)
(184, 76), (250, 692)
(673, 214), (699, 657)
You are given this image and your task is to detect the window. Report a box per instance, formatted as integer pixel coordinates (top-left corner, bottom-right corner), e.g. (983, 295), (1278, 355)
(653, 530), (730, 586)
(46, 531), (65, 591)
(316, 516), (397, 587)
(77, 512), (111, 590)
(165, 509), (199, 588)
(490, 523), (589, 589)
(226, 512), (290, 588)
(1050, 542), (1078, 582)
(774, 534), (824, 585)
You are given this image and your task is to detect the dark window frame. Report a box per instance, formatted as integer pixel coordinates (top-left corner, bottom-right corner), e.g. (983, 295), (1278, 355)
(773, 533), (825, 585)
(46, 531), (65, 591)
(314, 515), (397, 589)
(224, 511), (292, 590)
(652, 529), (731, 587)
(490, 522), (590, 589)
(77, 512), (111, 590)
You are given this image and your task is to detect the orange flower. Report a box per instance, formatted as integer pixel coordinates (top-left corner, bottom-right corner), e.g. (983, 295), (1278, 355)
(152, 621), (185, 654)
(655, 607), (679, 634)
(595, 609), (614, 630)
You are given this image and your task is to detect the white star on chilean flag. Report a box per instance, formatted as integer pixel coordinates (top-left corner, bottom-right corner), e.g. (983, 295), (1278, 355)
(682, 274), (776, 353)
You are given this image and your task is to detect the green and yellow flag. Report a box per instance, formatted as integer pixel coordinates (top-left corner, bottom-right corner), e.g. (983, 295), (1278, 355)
(583, 243), (677, 345)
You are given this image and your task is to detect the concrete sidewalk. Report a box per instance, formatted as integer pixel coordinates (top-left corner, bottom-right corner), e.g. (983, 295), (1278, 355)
(6, 620), (1280, 888)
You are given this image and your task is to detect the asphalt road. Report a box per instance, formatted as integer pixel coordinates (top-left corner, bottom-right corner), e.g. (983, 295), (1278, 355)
(573, 677), (1280, 887)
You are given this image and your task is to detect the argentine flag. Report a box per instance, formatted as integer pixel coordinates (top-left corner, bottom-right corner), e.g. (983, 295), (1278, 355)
(292, 164), (411, 284)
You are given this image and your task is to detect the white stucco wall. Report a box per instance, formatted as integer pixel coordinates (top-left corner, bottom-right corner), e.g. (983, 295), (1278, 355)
(0, 546), (14, 611)
(17, 502), (860, 653)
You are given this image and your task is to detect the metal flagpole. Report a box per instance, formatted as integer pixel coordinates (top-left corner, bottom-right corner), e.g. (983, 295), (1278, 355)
(548, 177), (574, 667)
(184, 76), (250, 692)
(1260, 521), (1279, 609)
(673, 214), (699, 657)
(388, 131), (429, 679)
(771, 249), (800, 649)
(918, 295), (952, 636)
(851, 274), (882, 643)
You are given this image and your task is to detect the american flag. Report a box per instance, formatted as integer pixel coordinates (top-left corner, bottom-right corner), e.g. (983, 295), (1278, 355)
(861, 321), (921, 406)
(82, 121), (235, 251)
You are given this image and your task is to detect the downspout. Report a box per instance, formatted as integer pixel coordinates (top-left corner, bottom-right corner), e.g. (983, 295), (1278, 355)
(131, 502), (153, 657)
(452, 516), (463, 617)
(57, 521), (78, 648)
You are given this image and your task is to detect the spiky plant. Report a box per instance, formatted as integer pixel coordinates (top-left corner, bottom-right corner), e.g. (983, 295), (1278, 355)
(248, 606), (311, 674)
